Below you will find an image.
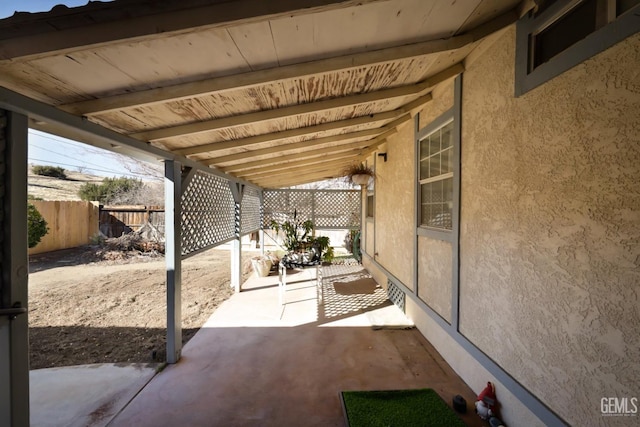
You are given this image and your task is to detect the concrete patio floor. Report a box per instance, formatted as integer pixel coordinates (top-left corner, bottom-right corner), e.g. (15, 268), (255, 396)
(33, 263), (487, 426)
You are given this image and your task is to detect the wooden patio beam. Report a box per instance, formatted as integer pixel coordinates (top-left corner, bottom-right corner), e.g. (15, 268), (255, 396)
(218, 142), (368, 173)
(234, 151), (361, 179)
(257, 168), (350, 188)
(62, 40), (467, 117)
(248, 159), (353, 181)
(174, 110), (399, 156)
(58, 6), (520, 116)
(225, 149), (361, 174)
(203, 114), (409, 166)
(201, 128), (382, 166)
(0, 0), (388, 62)
(129, 64), (460, 142)
(238, 156), (355, 179)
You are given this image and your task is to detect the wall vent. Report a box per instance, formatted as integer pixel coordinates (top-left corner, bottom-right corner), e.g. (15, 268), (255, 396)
(387, 280), (405, 313)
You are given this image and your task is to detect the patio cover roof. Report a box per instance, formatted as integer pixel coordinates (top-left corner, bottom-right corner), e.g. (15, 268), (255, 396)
(0, 0), (527, 188)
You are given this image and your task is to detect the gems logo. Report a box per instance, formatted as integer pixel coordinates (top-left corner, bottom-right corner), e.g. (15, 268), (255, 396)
(601, 397), (638, 417)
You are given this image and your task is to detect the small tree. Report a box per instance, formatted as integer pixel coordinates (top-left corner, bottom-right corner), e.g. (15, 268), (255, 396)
(32, 165), (67, 179)
(78, 177), (143, 204)
(27, 203), (48, 248)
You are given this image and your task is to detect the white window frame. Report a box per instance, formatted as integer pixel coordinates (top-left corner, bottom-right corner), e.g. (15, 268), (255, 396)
(418, 119), (454, 231)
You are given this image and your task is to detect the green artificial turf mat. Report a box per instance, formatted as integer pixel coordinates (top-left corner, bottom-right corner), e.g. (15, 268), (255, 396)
(341, 388), (466, 427)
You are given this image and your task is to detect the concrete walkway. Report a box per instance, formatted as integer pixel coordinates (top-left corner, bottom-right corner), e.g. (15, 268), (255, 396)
(108, 263), (485, 426)
(30, 363), (159, 427)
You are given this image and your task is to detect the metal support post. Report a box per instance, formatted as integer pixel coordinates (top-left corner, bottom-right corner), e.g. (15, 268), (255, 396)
(0, 110), (30, 427)
(164, 160), (182, 364)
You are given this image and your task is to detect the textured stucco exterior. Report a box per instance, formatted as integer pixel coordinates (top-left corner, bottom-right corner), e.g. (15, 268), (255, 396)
(459, 28), (640, 425)
(417, 237), (452, 322)
(364, 219), (375, 258)
(363, 23), (639, 427)
(371, 120), (415, 287)
(418, 78), (455, 128)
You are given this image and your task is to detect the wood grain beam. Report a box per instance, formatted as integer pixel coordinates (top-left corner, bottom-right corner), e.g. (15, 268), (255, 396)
(237, 151), (360, 179)
(174, 110), (399, 156)
(58, 5), (521, 116)
(129, 65), (459, 142)
(0, 0), (387, 62)
(242, 158), (354, 181)
(224, 149), (361, 174)
(218, 141), (368, 173)
(61, 39), (468, 117)
(203, 114), (409, 166)
(233, 150), (362, 177)
(200, 128), (381, 166)
(257, 168), (350, 188)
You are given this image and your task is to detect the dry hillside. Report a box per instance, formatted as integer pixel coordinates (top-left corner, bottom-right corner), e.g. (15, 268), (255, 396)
(28, 165), (104, 201)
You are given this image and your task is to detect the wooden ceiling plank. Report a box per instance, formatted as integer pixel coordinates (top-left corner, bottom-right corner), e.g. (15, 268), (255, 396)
(55, 3), (520, 117)
(250, 163), (353, 186)
(174, 110), (399, 155)
(215, 140), (369, 173)
(223, 149), (360, 174)
(60, 36), (470, 116)
(202, 128), (380, 166)
(257, 168), (349, 188)
(0, 0), (389, 62)
(243, 159), (354, 181)
(234, 152), (361, 177)
(130, 62), (459, 142)
(130, 77), (429, 142)
(202, 113), (410, 166)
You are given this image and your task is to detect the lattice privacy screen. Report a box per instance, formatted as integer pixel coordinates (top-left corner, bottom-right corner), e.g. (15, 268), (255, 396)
(313, 190), (361, 228)
(181, 170), (235, 256)
(263, 189), (360, 229)
(241, 186), (261, 235)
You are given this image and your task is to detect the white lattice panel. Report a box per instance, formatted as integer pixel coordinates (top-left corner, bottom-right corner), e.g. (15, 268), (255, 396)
(313, 190), (361, 229)
(263, 189), (360, 229)
(181, 170), (235, 256)
(241, 186), (261, 234)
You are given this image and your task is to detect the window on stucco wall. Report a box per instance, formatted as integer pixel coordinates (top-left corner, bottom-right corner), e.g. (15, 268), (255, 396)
(515, 0), (640, 95)
(418, 119), (454, 230)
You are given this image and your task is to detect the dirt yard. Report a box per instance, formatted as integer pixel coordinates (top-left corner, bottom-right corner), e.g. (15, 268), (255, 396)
(28, 245), (260, 370)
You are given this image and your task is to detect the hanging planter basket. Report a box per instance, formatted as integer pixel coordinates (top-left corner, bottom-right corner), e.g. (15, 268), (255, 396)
(351, 174), (372, 186)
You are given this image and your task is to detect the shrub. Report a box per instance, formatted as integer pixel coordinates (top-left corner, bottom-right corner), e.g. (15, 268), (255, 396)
(32, 165), (67, 179)
(78, 177), (143, 204)
(27, 203), (48, 248)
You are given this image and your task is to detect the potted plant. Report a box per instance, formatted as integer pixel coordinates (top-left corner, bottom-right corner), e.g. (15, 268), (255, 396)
(343, 163), (375, 186)
(250, 255), (273, 277)
(270, 211), (333, 266)
(270, 210), (314, 253)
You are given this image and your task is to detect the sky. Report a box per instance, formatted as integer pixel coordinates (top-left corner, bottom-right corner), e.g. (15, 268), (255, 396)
(0, 1), (158, 180)
(0, 0), (110, 18)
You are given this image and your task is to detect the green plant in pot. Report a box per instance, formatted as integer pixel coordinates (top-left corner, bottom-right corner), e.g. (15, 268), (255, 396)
(270, 210), (314, 253)
(271, 211), (333, 265)
(343, 163), (375, 186)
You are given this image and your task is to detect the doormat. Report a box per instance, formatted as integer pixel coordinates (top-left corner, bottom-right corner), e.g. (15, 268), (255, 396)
(340, 388), (466, 427)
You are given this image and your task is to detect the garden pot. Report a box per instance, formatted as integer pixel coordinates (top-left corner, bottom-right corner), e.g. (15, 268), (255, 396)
(251, 258), (272, 277)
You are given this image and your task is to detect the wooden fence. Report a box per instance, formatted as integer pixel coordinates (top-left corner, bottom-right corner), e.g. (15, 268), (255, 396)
(99, 205), (165, 238)
(28, 201), (100, 255)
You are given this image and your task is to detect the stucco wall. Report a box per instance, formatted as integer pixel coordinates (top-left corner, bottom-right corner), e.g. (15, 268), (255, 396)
(418, 78), (454, 128)
(364, 219), (375, 257)
(373, 120), (415, 287)
(417, 236), (452, 322)
(459, 27), (640, 425)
